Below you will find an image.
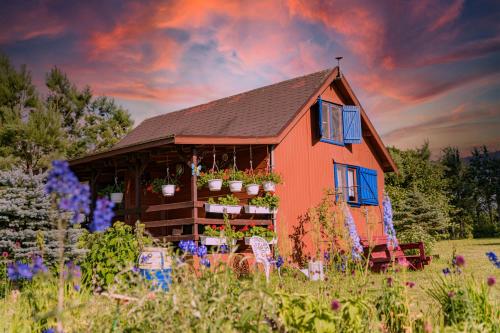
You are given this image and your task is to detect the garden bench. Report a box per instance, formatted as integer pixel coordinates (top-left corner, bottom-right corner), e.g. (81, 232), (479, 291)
(361, 238), (431, 272)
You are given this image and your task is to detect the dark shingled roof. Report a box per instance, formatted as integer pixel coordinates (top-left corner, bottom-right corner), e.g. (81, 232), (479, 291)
(115, 68), (333, 148)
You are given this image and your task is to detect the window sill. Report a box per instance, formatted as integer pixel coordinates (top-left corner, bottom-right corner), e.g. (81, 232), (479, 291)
(320, 138), (344, 146)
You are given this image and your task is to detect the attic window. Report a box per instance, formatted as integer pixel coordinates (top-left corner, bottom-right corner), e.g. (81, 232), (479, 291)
(319, 100), (343, 145)
(318, 99), (362, 145)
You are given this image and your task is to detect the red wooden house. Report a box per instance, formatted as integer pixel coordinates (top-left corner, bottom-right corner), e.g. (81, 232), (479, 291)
(70, 67), (397, 258)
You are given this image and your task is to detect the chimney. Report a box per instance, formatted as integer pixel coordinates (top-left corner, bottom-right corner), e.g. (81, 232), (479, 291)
(335, 56), (343, 79)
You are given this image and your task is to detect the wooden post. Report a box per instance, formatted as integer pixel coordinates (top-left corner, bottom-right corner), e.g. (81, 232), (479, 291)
(134, 166), (141, 222)
(191, 147), (198, 240)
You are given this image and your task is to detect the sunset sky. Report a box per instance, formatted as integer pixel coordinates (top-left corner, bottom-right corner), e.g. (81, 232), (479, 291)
(1, 0), (499, 156)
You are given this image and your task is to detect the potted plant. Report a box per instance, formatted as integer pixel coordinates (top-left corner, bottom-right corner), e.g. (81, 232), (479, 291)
(242, 224), (277, 245)
(243, 170), (260, 195)
(204, 194), (242, 214)
(244, 192), (279, 214)
(260, 171), (282, 192)
(98, 181), (125, 204)
(197, 169), (225, 191)
(223, 169), (245, 193)
(200, 223), (243, 246)
(150, 167), (182, 197)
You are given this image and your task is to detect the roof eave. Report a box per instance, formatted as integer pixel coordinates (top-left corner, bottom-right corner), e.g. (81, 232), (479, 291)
(69, 135), (175, 166)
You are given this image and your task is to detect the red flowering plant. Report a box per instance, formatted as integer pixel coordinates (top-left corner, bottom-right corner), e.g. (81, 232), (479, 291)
(203, 225), (221, 237)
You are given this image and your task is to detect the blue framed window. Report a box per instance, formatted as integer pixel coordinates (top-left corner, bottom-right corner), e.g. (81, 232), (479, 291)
(334, 164), (378, 206)
(318, 99), (362, 145)
(318, 98), (344, 145)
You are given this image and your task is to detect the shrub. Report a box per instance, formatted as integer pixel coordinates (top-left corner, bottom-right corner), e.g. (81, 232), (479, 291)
(79, 221), (151, 289)
(0, 168), (83, 264)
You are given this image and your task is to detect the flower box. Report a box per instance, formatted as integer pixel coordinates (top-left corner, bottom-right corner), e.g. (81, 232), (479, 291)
(244, 237), (277, 245)
(204, 203), (242, 214)
(200, 236), (237, 246)
(244, 205), (277, 214)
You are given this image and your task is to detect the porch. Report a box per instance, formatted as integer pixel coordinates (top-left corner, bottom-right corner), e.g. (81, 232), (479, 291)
(70, 143), (275, 244)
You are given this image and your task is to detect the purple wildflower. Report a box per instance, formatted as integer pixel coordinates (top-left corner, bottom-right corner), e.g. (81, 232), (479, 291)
(200, 257), (210, 268)
(405, 281), (416, 288)
(382, 195), (399, 248)
(487, 276), (496, 287)
(486, 251), (500, 269)
(31, 255), (47, 274)
(275, 256), (284, 268)
(45, 160), (91, 224)
(324, 251), (330, 262)
(196, 245), (208, 258)
(442, 268), (451, 275)
(64, 261), (82, 279)
(73, 284), (81, 292)
(43, 329), (55, 333)
(7, 262), (33, 280)
(220, 244), (229, 254)
(455, 255), (465, 267)
(132, 266), (140, 273)
(331, 299), (341, 311)
(179, 240), (197, 255)
(90, 198), (115, 232)
(343, 206), (363, 260)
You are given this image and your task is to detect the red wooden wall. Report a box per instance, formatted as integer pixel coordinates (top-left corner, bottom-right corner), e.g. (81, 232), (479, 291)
(273, 84), (386, 258)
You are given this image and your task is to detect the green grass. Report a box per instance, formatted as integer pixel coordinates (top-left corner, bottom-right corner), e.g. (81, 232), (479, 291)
(1, 238), (498, 332)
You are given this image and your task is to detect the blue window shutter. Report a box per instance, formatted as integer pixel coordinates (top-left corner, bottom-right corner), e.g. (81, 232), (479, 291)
(359, 167), (378, 205)
(342, 105), (362, 144)
(318, 98), (323, 138)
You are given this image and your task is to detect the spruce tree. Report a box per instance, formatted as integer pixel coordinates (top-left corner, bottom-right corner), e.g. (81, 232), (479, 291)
(392, 188), (449, 253)
(0, 168), (84, 264)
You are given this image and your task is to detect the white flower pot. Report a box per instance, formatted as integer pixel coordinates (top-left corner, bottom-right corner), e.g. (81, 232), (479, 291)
(244, 205), (277, 214)
(208, 179), (223, 191)
(308, 260), (324, 281)
(204, 203), (242, 214)
(228, 180), (243, 192)
(110, 192), (123, 203)
(244, 237), (277, 245)
(200, 236), (237, 246)
(262, 181), (276, 192)
(161, 184), (176, 197)
(245, 184), (260, 195)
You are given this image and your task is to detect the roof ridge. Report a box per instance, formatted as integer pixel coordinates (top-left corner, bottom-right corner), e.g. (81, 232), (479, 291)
(142, 67), (334, 123)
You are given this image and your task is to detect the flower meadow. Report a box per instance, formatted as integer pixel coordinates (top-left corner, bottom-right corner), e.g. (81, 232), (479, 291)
(0, 162), (498, 332)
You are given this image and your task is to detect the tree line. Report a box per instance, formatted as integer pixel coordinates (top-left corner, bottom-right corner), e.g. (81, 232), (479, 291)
(0, 54), (133, 173)
(386, 143), (499, 249)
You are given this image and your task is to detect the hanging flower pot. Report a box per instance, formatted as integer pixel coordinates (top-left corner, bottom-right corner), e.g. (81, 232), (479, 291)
(208, 179), (223, 191)
(228, 180), (243, 192)
(161, 184), (176, 197)
(110, 192), (124, 203)
(246, 184), (260, 195)
(262, 181), (275, 192)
